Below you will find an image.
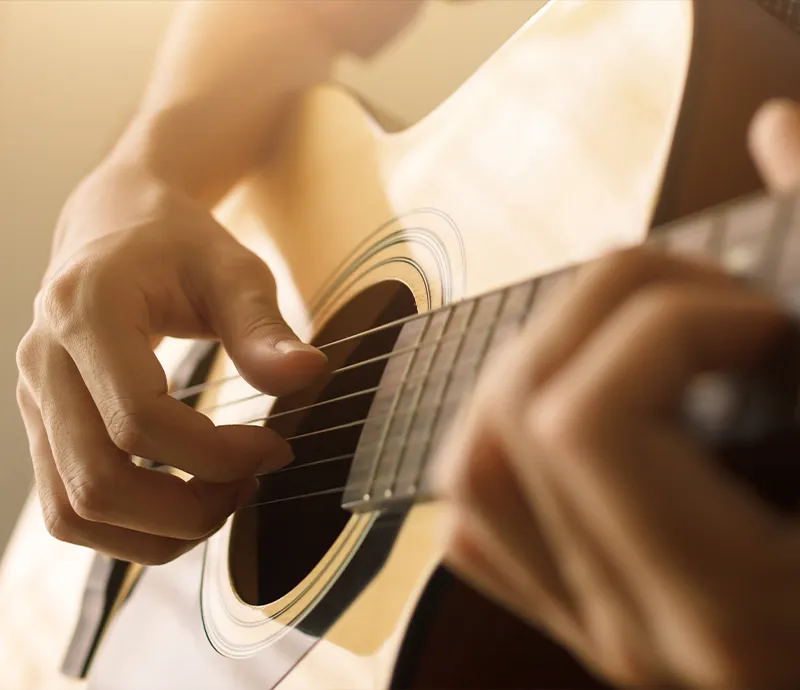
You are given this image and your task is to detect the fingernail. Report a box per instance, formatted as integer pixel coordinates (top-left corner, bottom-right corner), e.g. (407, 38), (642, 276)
(275, 340), (326, 359)
(237, 478), (260, 508)
(257, 442), (294, 475)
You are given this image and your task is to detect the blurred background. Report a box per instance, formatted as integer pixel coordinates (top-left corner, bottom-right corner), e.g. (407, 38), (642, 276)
(0, 0), (544, 555)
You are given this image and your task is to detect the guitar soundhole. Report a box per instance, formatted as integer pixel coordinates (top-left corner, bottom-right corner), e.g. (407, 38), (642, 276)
(229, 280), (418, 606)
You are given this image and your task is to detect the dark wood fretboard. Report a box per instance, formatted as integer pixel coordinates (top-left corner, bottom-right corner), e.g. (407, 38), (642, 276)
(343, 190), (800, 513)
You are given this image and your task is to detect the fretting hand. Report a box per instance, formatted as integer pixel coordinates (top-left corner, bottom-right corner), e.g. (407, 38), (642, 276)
(431, 99), (800, 688)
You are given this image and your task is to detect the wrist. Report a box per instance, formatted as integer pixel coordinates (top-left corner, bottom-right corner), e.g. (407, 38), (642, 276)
(108, 108), (244, 210)
(48, 156), (174, 275)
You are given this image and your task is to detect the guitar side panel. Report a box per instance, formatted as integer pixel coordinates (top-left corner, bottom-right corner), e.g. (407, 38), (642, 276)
(654, 0), (800, 225)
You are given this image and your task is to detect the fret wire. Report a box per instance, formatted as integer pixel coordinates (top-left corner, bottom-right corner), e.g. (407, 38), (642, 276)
(284, 401), (468, 478)
(382, 307), (455, 499)
(760, 194), (796, 283)
(394, 290), (508, 497)
(238, 486), (347, 510)
(172, 314), (426, 401)
(406, 279), (540, 500)
(705, 212), (727, 262)
(249, 382), (485, 510)
(474, 288), (511, 370)
(521, 272), (544, 324)
(239, 483), (438, 511)
(361, 315), (432, 503)
(408, 300), (479, 499)
(226, 195), (799, 485)
(203, 323), (524, 422)
(287, 374), (482, 446)
(170, 272), (550, 402)
(240, 484), (440, 511)
(232, 191), (800, 513)
(245, 189), (799, 514)
(240, 351), (496, 442)
(203, 313), (542, 433)
(172, 191), (793, 405)
(252, 210), (800, 448)
(246, 402), (472, 512)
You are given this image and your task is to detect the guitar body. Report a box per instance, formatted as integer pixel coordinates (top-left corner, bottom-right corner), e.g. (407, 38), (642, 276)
(4, 1), (800, 688)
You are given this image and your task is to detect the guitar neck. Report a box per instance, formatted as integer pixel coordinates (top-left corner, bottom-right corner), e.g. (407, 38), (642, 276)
(343, 190), (800, 513)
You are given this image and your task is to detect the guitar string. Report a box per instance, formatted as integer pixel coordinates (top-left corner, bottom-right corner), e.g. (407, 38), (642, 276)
(240, 366), (489, 507)
(238, 486), (437, 510)
(165, 196), (774, 405)
(236, 304), (562, 507)
(242, 435), (447, 509)
(278, 384), (468, 443)
(259, 452), (355, 476)
(170, 307), (424, 402)
(211, 361), (483, 478)
(236, 308), (539, 507)
(177, 291), (539, 504)
(187, 198), (785, 510)
(244, 366), (462, 430)
(237, 303), (540, 505)
(237, 485), (412, 510)
(170, 276), (538, 402)
(196, 384), (381, 417)
(229, 347), (488, 441)
(192, 320), (524, 426)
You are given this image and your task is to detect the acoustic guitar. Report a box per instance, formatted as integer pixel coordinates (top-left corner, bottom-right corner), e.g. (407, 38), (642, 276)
(4, 1), (800, 687)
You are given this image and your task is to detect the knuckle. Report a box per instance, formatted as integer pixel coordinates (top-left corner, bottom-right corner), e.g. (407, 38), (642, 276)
(441, 513), (478, 565)
(443, 446), (481, 506)
(600, 653), (649, 688)
(591, 246), (657, 283)
(238, 311), (288, 342)
(15, 329), (43, 376)
(140, 542), (191, 567)
(195, 504), (231, 539)
(479, 338), (529, 423)
(40, 267), (86, 332)
(213, 246), (272, 284)
(64, 467), (112, 522)
(579, 603), (659, 687)
(689, 621), (763, 688)
(102, 399), (147, 455)
(627, 285), (689, 334)
(41, 495), (81, 543)
(528, 385), (587, 454)
(15, 379), (26, 409)
(221, 248), (274, 283)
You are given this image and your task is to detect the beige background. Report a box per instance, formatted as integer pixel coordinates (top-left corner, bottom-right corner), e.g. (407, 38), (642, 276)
(0, 0), (543, 555)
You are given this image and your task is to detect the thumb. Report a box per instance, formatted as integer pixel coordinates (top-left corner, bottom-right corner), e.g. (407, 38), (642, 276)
(749, 98), (800, 193)
(198, 250), (327, 396)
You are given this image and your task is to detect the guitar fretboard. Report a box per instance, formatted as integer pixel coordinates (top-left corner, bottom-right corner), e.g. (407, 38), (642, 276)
(343, 191), (800, 513)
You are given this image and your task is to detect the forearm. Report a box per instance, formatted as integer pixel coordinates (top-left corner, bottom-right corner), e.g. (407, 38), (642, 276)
(104, 1), (423, 209)
(107, 2), (336, 209)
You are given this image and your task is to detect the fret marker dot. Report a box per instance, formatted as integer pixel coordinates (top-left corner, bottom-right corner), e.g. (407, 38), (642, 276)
(362, 493), (370, 502)
(383, 489), (393, 499)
